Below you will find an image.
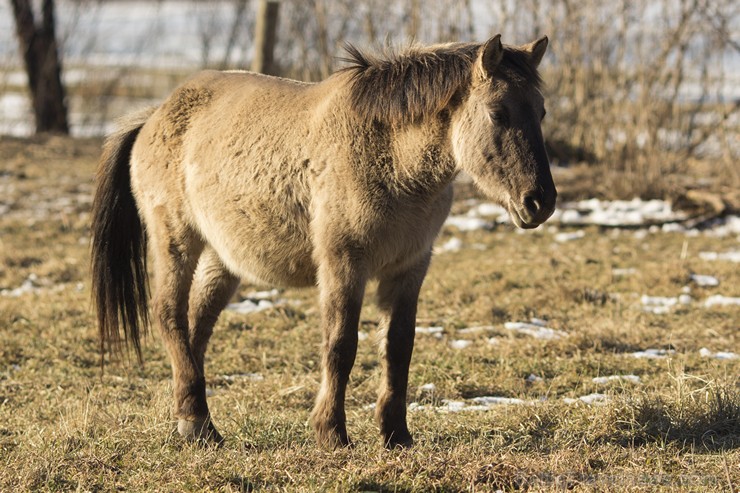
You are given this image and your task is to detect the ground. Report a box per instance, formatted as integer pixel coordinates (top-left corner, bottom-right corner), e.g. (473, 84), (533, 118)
(0, 136), (738, 491)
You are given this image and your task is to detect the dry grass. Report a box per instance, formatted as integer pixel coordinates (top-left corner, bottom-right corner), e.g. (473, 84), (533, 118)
(1, 136), (738, 491)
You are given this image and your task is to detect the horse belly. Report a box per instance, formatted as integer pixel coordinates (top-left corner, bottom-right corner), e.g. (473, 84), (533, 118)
(187, 170), (316, 288)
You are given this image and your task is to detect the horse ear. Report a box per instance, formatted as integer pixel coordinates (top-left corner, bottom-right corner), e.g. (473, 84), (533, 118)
(478, 34), (503, 79)
(523, 36), (548, 68)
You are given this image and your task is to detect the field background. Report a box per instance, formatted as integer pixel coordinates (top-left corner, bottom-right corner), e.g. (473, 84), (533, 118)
(1, 1), (740, 491)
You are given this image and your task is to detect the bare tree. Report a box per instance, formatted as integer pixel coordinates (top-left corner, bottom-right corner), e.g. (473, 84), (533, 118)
(10, 0), (69, 134)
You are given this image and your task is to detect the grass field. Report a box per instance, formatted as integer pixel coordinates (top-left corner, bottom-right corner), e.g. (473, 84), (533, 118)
(0, 136), (738, 491)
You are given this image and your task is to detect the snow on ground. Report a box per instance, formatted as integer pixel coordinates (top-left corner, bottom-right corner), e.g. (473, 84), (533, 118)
(504, 319), (566, 340)
(226, 298), (281, 314)
(409, 396), (532, 412)
(640, 294), (692, 314)
(592, 375), (641, 385)
(457, 325), (496, 334)
(699, 348), (739, 360)
(553, 230), (585, 242)
(443, 197), (740, 238)
(630, 349), (676, 359)
(700, 250), (740, 263)
(690, 274), (719, 287)
(219, 372), (264, 382)
(704, 295), (740, 307)
(552, 198), (686, 226)
(415, 326), (444, 338)
(443, 216), (492, 232)
(564, 393), (608, 405)
(435, 236), (463, 253)
(225, 289), (295, 314)
(0, 274), (83, 297)
(449, 339), (472, 349)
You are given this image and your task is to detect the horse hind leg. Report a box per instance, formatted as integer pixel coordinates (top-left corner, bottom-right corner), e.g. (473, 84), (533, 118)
(184, 247), (240, 441)
(188, 247), (239, 374)
(147, 214), (217, 444)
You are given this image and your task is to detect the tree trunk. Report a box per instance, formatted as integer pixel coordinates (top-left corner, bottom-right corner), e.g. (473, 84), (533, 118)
(251, 0), (280, 75)
(10, 0), (69, 135)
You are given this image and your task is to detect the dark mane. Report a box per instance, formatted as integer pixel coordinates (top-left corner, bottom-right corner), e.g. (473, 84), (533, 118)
(339, 42), (542, 126)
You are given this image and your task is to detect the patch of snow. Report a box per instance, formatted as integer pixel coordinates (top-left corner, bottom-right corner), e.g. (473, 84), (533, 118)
(226, 298), (279, 314)
(416, 326), (444, 338)
(640, 294), (691, 314)
(554, 230), (585, 242)
(487, 337), (500, 345)
(219, 372), (264, 382)
(504, 320), (566, 340)
(471, 396), (527, 406)
(467, 202), (509, 219)
(457, 325), (496, 334)
(362, 402), (377, 411)
(592, 375), (641, 384)
(630, 349), (676, 359)
(436, 236), (463, 253)
(552, 198), (686, 226)
(419, 383), (437, 392)
(444, 216), (492, 232)
(0, 274), (40, 297)
(690, 274), (719, 287)
(357, 331), (369, 341)
(449, 339), (472, 349)
(699, 348), (739, 360)
(700, 250), (740, 263)
(245, 289), (280, 300)
(704, 295), (740, 307)
(409, 396), (531, 413)
(612, 267), (637, 276)
(564, 393), (608, 405)
(703, 216), (740, 237)
(526, 374), (543, 383)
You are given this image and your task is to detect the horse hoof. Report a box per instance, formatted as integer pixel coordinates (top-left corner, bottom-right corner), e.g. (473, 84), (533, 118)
(313, 425), (352, 449)
(178, 417), (224, 446)
(383, 431), (414, 449)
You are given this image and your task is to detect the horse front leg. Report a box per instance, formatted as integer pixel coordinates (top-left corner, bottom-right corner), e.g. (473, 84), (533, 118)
(375, 255), (430, 448)
(310, 258), (366, 449)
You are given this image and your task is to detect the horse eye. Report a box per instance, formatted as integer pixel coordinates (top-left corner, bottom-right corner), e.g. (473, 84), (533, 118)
(490, 110), (509, 126)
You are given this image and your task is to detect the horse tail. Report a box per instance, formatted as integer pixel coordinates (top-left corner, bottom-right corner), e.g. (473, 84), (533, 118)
(91, 107), (155, 364)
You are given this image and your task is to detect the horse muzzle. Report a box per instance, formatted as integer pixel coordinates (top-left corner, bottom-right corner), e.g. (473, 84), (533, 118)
(509, 190), (556, 229)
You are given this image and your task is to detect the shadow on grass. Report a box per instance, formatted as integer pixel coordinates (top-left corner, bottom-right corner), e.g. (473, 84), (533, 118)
(603, 388), (740, 450)
(474, 386), (740, 454)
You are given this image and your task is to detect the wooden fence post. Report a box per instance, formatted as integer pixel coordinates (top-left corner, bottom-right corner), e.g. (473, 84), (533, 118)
(251, 0), (280, 75)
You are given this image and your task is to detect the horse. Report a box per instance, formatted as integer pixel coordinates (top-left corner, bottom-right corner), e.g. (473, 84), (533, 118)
(91, 34), (556, 449)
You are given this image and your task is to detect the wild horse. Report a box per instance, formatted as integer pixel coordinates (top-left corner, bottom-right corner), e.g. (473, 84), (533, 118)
(91, 35), (556, 448)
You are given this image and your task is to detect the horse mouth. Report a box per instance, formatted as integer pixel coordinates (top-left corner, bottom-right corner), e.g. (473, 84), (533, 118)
(508, 201), (546, 230)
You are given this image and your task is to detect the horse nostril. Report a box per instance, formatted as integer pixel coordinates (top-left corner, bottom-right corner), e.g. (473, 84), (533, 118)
(522, 193), (542, 217)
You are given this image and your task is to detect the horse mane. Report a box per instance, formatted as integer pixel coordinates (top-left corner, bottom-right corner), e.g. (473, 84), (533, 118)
(339, 42), (542, 126)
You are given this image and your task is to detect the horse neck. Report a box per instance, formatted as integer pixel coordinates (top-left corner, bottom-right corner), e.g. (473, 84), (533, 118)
(384, 115), (457, 196)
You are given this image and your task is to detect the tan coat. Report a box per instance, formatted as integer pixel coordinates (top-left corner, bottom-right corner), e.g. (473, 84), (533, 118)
(91, 35), (556, 448)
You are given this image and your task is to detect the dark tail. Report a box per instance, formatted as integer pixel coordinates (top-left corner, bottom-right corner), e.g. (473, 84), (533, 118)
(91, 107), (155, 364)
